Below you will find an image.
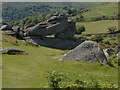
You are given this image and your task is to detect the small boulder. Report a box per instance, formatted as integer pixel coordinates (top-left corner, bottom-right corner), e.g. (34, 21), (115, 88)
(62, 41), (108, 64)
(117, 52), (120, 59)
(103, 48), (115, 57)
(0, 25), (13, 30)
(0, 47), (29, 55)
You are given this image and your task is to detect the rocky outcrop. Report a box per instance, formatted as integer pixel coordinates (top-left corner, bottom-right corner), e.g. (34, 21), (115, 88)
(25, 37), (84, 49)
(25, 14), (76, 39)
(0, 20), (15, 36)
(62, 41), (108, 64)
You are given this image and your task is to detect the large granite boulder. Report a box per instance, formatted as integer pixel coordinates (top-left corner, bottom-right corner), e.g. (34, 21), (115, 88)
(62, 41), (108, 64)
(25, 14), (76, 39)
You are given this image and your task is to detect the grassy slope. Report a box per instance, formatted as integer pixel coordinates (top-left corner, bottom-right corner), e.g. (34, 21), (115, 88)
(76, 20), (118, 34)
(2, 35), (118, 88)
(82, 3), (118, 19)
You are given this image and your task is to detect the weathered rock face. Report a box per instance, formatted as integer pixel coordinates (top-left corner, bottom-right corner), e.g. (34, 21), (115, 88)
(62, 41), (108, 64)
(25, 14), (76, 39)
(25, 36), (84, 50)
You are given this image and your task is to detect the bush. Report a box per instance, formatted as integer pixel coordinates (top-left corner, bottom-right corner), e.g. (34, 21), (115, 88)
(107, 52), (118, 68)
(46, 71), (67, 88)
(107, 26), (117, 33)
(76, 25), (85, 34)
(46, 71), (118, 88)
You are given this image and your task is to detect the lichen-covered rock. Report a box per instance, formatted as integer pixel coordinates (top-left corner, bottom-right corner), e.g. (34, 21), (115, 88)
(63, 41), (108, 64)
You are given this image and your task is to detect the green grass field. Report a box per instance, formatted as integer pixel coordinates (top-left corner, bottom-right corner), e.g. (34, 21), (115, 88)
(76, 20), (118, 34)
(82, 3), (118, 19)
(2, 35), (118, 88)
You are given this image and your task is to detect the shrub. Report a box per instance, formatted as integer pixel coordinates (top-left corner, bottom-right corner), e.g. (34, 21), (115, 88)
(46, 71), (67, 88)
(107, 52), (118, 68)
(107, 26), (117, 33)
(76, 25), (86, 34)
(46, 71), (118, 88)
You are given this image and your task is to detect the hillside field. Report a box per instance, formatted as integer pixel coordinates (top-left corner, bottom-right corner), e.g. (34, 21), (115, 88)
(76, 20), (118, 34)
(82, 3), (118, 19)
(1, 34), (118, 88)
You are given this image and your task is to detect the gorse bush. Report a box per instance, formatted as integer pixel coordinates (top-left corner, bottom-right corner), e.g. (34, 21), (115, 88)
(46, 71), (68, 88)
(46, 71), (118, 88)
(107, 52), (118, 68)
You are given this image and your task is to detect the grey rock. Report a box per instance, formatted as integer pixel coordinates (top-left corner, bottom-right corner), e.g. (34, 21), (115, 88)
(103, 48), (115, 57)
(2, 30), (15, 35)
(25, 14), (76, 39)
(0, 25), (13, 30)
(11, 41), (19, 45)
(25, 36), (84, 50)
(0, 38), (7, 42)
(0, 20), (13, 28)
(22, 40), (27, 45)
(0, 47), (29, 55)
(117, 52), (120, 59)
(62, 41), (108, 64)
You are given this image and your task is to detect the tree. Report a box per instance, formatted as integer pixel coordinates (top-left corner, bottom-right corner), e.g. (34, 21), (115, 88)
(76, 25), (85, 34)
(108, 26), (117, 33)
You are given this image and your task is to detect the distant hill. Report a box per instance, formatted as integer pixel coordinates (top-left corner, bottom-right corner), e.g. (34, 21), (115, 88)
(82, 2), (118, 20)
(2, 2), (101, 22)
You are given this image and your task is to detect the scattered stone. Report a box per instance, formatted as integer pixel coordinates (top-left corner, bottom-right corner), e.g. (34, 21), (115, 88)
(62, 41), (108, 64)
(11, 41), (19, 45)
(0, 47), (29, 55)
(103, 48), (115, 57)
(117, 52), (120, 59)
(0, 25), (13, 30)
(2, 30), (15, 35)
(115, 46), (120, 53)
(22, 40), (27, 45)
(0, 38), (7, 42)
